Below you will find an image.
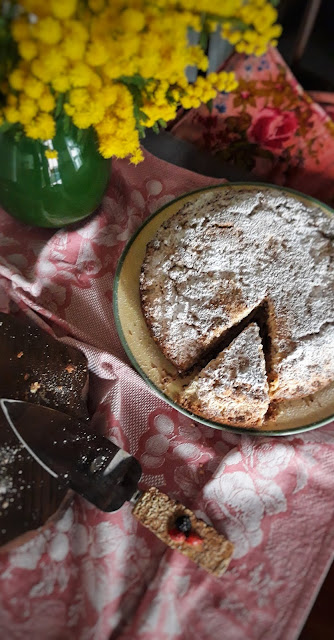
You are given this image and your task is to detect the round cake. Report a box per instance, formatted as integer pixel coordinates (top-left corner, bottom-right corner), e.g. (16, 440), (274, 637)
(140, 186), (334, 425)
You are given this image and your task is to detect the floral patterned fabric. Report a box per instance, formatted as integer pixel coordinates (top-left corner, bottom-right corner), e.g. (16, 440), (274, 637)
(1, 49), (334, 640)
(172, 48), (334, 206)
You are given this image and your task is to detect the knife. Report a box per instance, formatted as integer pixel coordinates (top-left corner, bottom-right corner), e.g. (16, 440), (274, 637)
(0, 398), (234, 577)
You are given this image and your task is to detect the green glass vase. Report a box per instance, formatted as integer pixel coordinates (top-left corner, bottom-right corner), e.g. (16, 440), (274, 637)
(0, 119), (111, 228)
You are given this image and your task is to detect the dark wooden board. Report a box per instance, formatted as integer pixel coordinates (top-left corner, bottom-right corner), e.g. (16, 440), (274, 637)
(0, 311), (88, 549)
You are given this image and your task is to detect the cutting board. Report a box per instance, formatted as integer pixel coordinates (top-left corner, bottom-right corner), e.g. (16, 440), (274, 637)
(0, 311), (88, 550)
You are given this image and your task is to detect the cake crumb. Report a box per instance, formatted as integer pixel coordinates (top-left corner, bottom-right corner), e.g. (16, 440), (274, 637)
(65, 364), (76, 374)
(30, 381), (41, 394)
(17, 351), (24, 358)
(0, 445), (20, 509)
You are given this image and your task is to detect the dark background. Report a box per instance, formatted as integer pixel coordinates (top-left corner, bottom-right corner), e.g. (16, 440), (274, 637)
(278, 0), (334, 90)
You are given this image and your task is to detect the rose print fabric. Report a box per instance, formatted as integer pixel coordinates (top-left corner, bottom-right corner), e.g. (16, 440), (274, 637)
(1, 49), (334, 640)
(172, 48), (334, 206)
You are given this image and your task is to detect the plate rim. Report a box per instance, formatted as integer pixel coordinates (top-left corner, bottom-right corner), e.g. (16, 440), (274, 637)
(113, 181), (334, 437)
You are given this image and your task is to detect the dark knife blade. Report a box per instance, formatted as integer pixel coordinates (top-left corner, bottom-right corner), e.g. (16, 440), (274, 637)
(142, 129), (262, 182)
(0, 399), (141, 512)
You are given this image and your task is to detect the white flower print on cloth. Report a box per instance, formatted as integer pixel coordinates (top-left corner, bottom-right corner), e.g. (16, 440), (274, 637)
(140, 433), (171, 469)
(130, 178), (176, 216)
(203, 436), (320, 558)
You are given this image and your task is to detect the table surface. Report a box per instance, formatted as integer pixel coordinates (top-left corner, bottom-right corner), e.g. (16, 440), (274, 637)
(300, 561), (334, 639)
(0, 47), (334, 640)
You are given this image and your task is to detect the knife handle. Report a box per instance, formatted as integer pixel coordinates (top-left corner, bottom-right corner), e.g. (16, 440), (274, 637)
(64, 428), (142, 512)
(53, 422), (142, 511)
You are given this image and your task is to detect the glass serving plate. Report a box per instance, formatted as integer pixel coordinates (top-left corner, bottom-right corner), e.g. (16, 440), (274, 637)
(113, 183), (334, 436)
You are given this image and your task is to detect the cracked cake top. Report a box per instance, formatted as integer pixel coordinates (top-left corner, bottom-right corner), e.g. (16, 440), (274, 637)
(140, 187), (334, 403)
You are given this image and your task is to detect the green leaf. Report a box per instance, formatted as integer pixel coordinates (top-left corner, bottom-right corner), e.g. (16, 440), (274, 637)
(199, 29), (208, 51)
(62, 114), (71, 135)
(76, 127), (85, 144)
(138, 109), (149, 122)
(0, 120), (14, 134)
(118, 74), (147, 90)
(138, 124), (146, 138)
(54, 93), (65, 119)
(14, 129), (23, 143)
(206, 99), (213, 113)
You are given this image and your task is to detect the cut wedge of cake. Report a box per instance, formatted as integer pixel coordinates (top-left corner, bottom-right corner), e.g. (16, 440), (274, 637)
(179, 323), (269, 428)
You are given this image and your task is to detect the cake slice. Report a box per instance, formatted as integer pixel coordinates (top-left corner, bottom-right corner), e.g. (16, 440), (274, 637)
(179, 323), (269, 428)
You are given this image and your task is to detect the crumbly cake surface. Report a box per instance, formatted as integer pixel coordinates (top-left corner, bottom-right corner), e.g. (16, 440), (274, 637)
(140, 187), (334, 402)
(132, 487), (233, 577)
(179, 323), (269, 427)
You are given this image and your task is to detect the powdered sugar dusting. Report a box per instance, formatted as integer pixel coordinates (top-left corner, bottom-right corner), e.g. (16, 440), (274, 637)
(0, 444), (20, 509)
(140, 186), (334, 401)
(180, 324), (269, 427)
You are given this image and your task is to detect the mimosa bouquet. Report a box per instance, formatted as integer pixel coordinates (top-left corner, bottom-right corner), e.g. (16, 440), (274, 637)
(0, 0), (281, 164)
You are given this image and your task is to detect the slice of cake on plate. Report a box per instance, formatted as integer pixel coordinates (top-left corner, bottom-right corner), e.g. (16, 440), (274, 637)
(179, 323), (269, 428)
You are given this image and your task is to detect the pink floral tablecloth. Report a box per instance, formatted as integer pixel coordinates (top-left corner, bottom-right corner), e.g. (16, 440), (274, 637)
(1, 49), (334, 640)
